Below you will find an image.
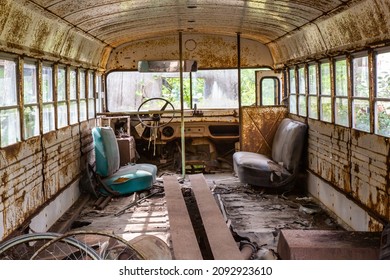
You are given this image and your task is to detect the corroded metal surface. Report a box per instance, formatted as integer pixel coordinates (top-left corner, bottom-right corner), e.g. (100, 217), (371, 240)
(0, 122), (94, 240)
(270, 0), (390, 67)
(106, 34), (274, 70)
(307, 118), (390, 230)
(240, 106), (288, 155)
(2, 0), (375, 69)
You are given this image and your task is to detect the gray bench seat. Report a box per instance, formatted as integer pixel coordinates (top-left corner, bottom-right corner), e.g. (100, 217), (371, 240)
(233, 118), (307, 189)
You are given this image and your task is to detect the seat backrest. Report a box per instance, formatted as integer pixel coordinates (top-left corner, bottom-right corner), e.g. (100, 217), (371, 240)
(271, 118), (307, 172)
(92, 127), (120, 177)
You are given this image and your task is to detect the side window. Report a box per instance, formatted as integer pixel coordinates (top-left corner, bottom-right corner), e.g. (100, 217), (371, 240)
(69, 68), (78, 124)
(42, 64), (55, 133)
(320, 61), (332, 122)
(298, 66), (307, 116)
(352, 54), (370, 132)
(334, 58), (349, 126)
(375, 50), (390, 137)
(88, 71), (95, 119)
(289, 68), (297, 114)
(57, 66), (68, 128)
(79, 69), (87, 121)
(23, 62), (40, 138)
(308, 64), (318, 119)
(0, 57), (20, 147)
(96, 74), (103, 113)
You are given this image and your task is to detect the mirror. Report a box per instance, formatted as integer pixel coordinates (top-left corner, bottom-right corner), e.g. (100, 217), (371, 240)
(138, 60), (197, 72)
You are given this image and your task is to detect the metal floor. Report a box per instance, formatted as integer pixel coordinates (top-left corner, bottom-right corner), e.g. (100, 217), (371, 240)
(69, 171), (343, 259)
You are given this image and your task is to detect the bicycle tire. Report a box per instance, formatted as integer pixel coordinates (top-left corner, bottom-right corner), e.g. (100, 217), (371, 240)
(0, 232), (101, 260)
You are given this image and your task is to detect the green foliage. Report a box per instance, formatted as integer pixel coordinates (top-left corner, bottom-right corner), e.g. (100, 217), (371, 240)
(161, 77), (205, 108)
(240, 69), (256, 106)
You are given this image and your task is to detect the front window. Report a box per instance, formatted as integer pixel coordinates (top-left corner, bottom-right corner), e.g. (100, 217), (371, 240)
(106, 68), (261, 112)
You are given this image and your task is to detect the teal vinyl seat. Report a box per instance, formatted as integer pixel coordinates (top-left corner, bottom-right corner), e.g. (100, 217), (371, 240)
(92, 126), (157, 195)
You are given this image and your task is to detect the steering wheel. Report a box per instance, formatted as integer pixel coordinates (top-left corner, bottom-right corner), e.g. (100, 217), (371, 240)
(137, 97), (175, 128)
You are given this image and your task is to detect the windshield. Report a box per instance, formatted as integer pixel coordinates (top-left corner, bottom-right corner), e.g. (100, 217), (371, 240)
(106, 68), (267, 112)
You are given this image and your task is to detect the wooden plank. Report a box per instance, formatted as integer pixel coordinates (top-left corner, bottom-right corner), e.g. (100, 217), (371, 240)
(189, 174), (243, 260)
(163, 175), (203, 260)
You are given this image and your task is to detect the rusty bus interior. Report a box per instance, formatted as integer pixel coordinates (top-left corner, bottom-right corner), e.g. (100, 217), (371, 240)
(0, 0), (390, 260)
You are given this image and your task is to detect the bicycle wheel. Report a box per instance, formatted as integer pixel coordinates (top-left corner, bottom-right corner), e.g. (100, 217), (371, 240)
(31, 231), (145, 260)
(0, 232), (101, 260)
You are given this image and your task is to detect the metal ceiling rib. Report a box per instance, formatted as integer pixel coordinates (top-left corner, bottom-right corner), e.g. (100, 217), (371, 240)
(29, 0), (352, 47)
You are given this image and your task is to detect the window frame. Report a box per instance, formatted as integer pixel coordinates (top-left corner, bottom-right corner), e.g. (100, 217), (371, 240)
(351, 52), (370, 132)
(308, 63), (319, 119)
(23, 59), (40, 139)
(333, 56), (350, 127)
(374, 47), (390, 137)
(288, 67), (297, 114)
(319, 59), (332, 123)
(42, 62), (55, 133)
(0, 54), (21, 147)
(297, 65), (307, 117)
(56, 65), (68, 129)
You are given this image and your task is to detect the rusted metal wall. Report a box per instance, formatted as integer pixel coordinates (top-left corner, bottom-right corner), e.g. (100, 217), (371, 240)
(106, 34), (274, 71)
(0, 0), (109, 69)
(306, 118), (390, 231)
(269, 0), (390, 67)
(0, 120), (95, 240)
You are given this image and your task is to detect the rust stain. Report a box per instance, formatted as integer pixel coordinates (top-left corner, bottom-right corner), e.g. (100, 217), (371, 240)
(31, 20), (51, 51)
(0, 0), (12, 29)
(6, 8), (32, 44)
(2, 142), (22, 162)
(1, 170), (8, 187)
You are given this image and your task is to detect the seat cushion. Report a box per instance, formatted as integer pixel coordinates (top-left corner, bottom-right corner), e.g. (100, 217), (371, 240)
(115, 163), (157, 182)
(233, 151), (291, 187)
(102, 170), (153, 195)
(101, 163), (158, 195)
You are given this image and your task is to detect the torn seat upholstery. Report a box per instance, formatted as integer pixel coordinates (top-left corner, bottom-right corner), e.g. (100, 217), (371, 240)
(233, 118), (307, 189)
(92, 126), (157, 195)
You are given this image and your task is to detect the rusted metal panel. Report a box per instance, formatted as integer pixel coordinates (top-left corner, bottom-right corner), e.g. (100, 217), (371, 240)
(307, 118), (390, 226)
(0, 0), (106, 69)
(271, 0), (390, 66)
(240, 106), (288, 155)
(0, 121), (93, 240)
(0, 135), (44, 238)
(106, 34), (273, 71)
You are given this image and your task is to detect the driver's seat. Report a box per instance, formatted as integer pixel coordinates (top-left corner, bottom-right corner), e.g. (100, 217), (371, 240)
(92, 126), (157, 196)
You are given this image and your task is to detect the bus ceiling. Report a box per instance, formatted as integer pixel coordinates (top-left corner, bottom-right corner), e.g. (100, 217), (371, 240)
(1, 0), (390, 71)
